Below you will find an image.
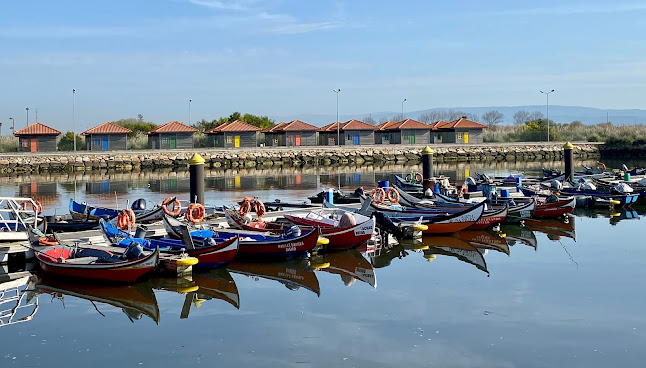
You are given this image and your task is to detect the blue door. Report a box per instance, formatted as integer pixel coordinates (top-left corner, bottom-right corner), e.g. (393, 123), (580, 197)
(102, 138), (109, 151)
(353, 134), (359, 145)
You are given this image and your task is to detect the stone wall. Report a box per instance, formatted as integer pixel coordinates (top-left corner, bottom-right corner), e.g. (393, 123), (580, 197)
(0, 143), (603, 175)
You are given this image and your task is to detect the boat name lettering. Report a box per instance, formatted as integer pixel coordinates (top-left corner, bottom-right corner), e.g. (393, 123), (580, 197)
(278, 241), (304, 249)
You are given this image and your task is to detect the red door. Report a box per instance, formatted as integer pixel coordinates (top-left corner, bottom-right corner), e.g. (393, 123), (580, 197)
(295, 135), (301, 146)
(30, 139), (37, 152)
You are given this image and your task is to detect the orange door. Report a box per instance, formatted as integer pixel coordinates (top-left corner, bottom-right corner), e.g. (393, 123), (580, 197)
(30, 139), (37, 152)
(295, 135), (301, 146)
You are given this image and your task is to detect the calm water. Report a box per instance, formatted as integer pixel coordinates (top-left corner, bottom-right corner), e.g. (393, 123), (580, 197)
(2, 158), (646, 367)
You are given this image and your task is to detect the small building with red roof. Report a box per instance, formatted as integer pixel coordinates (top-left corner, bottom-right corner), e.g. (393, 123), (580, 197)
(205, 120), (261, 148)
(319, 119), (375, 146)
(375, 118), (430, 145)
(432, 116), (486, 144)
(13, 122), (61, 152)
(262, 120), (319, 147)
(146, 121), (197, 149)
(81, 122), (132, 151)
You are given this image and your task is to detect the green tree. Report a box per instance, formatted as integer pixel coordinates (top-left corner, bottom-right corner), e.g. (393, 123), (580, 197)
(58, 131), (84, 151)
(113, 118), (157, 137)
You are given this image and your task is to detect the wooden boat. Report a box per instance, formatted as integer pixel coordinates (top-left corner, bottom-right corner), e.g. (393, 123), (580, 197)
(532, 196), (576, 218)
(69, 199), (165, 223)
(225, 207), (375, 251)
(163, 215), (322, 260)
(35, 244), (159, 283)
(313, 249), (377, 288)
(392, 174), (423, 192)
(100, 218), (238, 269)
(46, 216), (104, 233)
(432, 192), (535, 223)
(228, 259), (321, 296)
(35, 275), (160, 323)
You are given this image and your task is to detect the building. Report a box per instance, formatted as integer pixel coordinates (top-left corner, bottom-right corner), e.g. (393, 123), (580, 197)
(13, 122), (61, 152)
(431, 117), (486, 144)
(375, 119), (430, 145)
(319, 119), (375, 146)
(205, 120), (261, 148)
(147, 121), (197, 149)
(81, 122), (132, 151)
(262, 120), (319, 147)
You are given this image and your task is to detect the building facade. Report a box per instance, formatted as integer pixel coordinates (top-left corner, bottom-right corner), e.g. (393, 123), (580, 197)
(431, 117), (486, 144)
(319, 119), (375, 146)
(375, 119), (430, 145)
(147, 121), (197, 149)
(205, 120), (261, 148)
(81, 122), (132, 151)
(13, 122), (61, 152)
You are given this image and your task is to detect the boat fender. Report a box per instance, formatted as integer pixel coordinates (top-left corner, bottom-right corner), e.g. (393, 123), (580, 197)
(162, 197), (181, 217)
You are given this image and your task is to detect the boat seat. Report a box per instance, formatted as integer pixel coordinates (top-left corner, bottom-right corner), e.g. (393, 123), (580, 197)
(63, 256), (100, 264)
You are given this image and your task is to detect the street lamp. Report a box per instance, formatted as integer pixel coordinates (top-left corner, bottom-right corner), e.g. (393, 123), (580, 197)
(9, 117), (14, 133)
(25, 107), (29, 127)
(540, 89), (555, 142)
(401, 98), (407, 120)
(189, 99), (192, 126)
(333, 89), (341, 145)
(73, 88), (76, 151)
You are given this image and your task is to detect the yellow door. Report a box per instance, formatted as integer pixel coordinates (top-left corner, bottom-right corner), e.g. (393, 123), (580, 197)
(234, 136), (240, 148)
(464, 132), (469, 143)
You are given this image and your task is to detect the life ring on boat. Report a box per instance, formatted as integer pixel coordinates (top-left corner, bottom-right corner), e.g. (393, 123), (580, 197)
(371, 188), (386, 204)
(596, 161), (606, 171)
(458, 186), (468, 198)
(253, 200), (266, 218)
(185, 203), (205, 223)
(239, 199), (251, 216)
(414, 172), (423, 184)
(386, 188), (400, 203)
(162, 197), (181, 217)
(23, 200), (43, 215)
(118, 209), (136, 230)
(38, 236), (59, 246)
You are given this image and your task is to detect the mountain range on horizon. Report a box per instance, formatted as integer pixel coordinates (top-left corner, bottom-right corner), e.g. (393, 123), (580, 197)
(270, 105), (646, 127)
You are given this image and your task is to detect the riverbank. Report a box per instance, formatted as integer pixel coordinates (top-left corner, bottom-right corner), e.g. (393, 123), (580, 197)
(0, 142), (603, 174)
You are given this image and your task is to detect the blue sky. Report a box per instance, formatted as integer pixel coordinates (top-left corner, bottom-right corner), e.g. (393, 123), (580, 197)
(1, 0), (645, 131)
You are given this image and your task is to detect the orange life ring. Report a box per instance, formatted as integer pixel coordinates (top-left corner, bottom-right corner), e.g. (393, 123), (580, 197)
(371, 188), (386, 204)
(23, 200), (43, 215)
(39, 236), (59, 246)
(253, 200), (266, 218)
(414, 172), (423, 184)
(386, 188), (400, 203)
(185, 203), (205, 223)
(162, 197), (181, 217)
(596, 161), (606, 171)
(458, 186), (468, 198)
(239, 200), (251, 216)
(118, 209), (136, 230)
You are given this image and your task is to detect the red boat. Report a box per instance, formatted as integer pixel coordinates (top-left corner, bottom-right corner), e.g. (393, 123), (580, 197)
(36, 245), (159, 283)
(532, 197), (576, 218)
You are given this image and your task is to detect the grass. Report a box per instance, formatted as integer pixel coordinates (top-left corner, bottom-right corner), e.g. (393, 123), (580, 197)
(0, 136), (18, 152)
(483, 123), (646, 145)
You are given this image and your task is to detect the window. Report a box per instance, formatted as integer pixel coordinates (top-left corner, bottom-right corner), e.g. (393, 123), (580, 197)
(162, 136), (169, 144)
(21, 139), (28, 148)
(226, 136), (232, 144)
(93, 138), (100, 146)
(273, 138), (279, 144)
(383, 135), (389, 141)
(347, 134), (351, 141)
(457, 132), (463, 140)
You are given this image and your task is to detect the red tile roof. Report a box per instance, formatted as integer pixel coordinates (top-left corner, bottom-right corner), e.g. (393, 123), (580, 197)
(13, 122), (61, 136)
(262, 122), (288, 133)
(375, 121), (396, 131)
(435, 117), (487, 129)
(81, 121), (132, 136)
(282, 120), (319, 131)
(319, 122), (341, 132)
(383, 119), (429, 130)
(205, 120), (261, 133)
(147, 121), (197, 134)
(341, 119), (375, 130)
(429, 120), (448, 130)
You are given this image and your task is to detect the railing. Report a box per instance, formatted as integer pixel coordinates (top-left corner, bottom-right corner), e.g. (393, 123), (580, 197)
(0, 197), (41, 232)
(0, 276), (39, 327)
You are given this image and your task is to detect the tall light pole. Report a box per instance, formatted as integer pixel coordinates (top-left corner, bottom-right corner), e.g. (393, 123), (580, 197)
(25, 107), (29, 127)
(540, 89), (555, 142)
(189, 99), (192, 126)
(73, 88), (76, 152)
(9, 117), (14, 133)
(333, 89), (341, 145)
(401, 98), (407, 120)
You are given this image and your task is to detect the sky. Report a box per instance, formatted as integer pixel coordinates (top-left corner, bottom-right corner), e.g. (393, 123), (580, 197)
(1, 0), (645, 132)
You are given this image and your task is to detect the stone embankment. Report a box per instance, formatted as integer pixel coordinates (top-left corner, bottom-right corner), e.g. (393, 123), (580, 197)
(0, 143), (602, 174)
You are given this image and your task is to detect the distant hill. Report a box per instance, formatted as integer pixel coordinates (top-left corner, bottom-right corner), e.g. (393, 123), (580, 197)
(271, 105), (646, 127)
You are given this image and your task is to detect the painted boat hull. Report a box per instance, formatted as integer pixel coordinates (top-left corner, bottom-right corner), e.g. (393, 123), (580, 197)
(533, 197), (576, 218)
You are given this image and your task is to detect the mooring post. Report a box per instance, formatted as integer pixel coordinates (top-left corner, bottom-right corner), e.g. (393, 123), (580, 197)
(563, 142), (573, 183)
(189, 153), (205, 204)
(422, 146), (434, 190)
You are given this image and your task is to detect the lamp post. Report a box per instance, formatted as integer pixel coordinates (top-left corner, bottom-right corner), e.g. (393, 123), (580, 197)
(73, 88), (76, 151)
(401, 98), (407, 120)
(189, 99), (192, 126)
(25, 108), (29, 127)
(540, 89), (555, 142)
(333, 89), (341, 145)
(9, 117), (14, 133)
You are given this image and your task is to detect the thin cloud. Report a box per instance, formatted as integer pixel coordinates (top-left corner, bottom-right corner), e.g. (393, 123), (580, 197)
(483, 2), (646, 17)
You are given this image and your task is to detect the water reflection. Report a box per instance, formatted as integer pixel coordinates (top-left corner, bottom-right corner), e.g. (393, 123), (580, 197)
(228, 259), (320, 296)
(0, 274), (39, 327)
(574, 207), (641, 226)
(313, 249), (377, 288)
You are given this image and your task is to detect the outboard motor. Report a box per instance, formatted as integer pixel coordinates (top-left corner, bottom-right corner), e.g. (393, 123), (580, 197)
(465, 177), (476, 186)
(550, 180), (563, 191)
(546, 194), (559, 203)
(283, 225), (301, 238)
(131, 198), (146, 211)
(354, 187), (365, 197)
(122, 242), (145, 260)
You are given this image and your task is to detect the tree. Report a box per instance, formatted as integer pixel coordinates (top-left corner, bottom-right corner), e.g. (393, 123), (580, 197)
(390, 113), (404, 122)
(513, 110), (531, 126)
(114, 118), (157, 137)
(481, 110), (504, 130)
(569, 120), (584, 129)
(530, 111), (545, 121)
(419, 111), (446, 124)
(58, 131), (84, 151)
(363, 116), (376, 125)
(137, 114), (144, 122)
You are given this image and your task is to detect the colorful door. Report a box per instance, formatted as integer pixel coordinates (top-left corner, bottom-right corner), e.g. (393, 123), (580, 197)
(410, 133), (415, 144)
(295, 135), (301, 146)
(170, 135), (177, 149)
(30, 139), (37, 152)
(353, 134), (360, 145)
(102, 137), (109, 150)
(464, 132), (469, 143)
(234, 136), (240, 148)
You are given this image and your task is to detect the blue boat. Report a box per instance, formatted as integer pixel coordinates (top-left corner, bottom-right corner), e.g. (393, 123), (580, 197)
(392, 175), (423, 192)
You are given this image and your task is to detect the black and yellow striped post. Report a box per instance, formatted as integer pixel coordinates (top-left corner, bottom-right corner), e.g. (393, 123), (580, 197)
(563, 142), (573, 183)
(189, 153), (205, 204)
(422, 146), (434, 190)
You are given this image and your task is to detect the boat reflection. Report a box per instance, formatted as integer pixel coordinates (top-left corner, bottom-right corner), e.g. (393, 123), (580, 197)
(420, 235), (489, 275)
(500, 223), (538, 250)
(35, 275), (160, 324)
(313, 250), (377, 288)
(1, 273), (39, 328)
(228, 259), (320, 296)
(193, 269), (240, 309)
(524, 215), (577, 241)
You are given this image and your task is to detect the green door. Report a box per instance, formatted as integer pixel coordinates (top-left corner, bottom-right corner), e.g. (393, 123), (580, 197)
(410, 133), (415, 144)
(170, 135), (177, 149)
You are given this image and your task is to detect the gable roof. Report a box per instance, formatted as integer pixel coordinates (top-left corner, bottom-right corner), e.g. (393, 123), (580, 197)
(147, 121), (197, 134)
(81, 121), (132, 136)
(435, 117), (487, 129)
(13, 122), (61, 136)
(429, 120), (448, 130)
(341, 119), (375, 130)
(205, 120), (261, 133)
(262, 122), (287, 133)
(383, 118), (429, 131)
(283, 119), (319, 131)
(319, 122), (341, 132)
(375, 121), (396, 131)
